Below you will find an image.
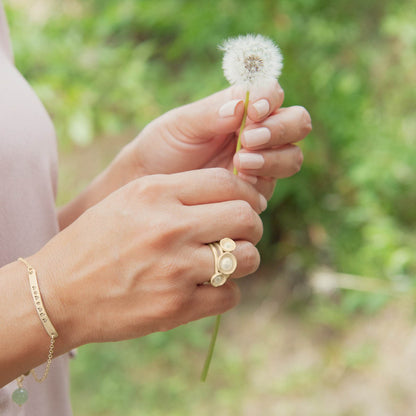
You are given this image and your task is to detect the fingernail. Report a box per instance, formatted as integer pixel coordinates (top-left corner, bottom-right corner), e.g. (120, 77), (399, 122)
(259, 194), (268, 212)
(238, 172), (258, 184)
(219, 99), (242, 118)
(238, 153), (265, 170)
(253, 99), (270, 118)
(243, 127), (271, 148)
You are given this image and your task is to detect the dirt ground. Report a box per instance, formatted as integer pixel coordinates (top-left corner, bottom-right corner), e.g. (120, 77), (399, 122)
(229, 272), (416, 416)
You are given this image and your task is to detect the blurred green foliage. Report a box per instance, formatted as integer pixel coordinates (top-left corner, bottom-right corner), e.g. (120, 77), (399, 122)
(4, 0), (416, 414)
(5, 0), (416, 297)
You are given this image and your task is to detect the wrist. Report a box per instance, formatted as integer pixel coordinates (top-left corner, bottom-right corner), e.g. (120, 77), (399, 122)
(0, 260), (57, 386)
(112, 139), (149, 180)
(26, 244), (83, 352)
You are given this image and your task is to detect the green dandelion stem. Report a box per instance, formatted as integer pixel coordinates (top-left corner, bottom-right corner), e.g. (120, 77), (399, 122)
(233, 90), (250, 175)
(201, 314), (222, 382)
(201, 90), (250, 382)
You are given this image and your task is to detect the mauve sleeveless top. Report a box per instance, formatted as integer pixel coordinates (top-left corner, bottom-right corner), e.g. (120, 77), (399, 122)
(0, 2), (72, 415)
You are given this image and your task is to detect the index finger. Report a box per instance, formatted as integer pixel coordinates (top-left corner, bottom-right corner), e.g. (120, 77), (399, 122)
(170, 168), (267, 214)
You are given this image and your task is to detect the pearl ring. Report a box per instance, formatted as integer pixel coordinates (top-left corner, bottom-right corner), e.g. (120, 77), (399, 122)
(208, 238), (237, 287)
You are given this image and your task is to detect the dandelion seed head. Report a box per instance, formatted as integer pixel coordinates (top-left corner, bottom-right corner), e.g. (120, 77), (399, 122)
(220, 34), (283, 88)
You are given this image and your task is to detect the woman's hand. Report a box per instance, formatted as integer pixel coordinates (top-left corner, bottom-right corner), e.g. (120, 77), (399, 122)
(119, 80), (311, 199)
(58, 82), (311, 228)
(39, 169), (264, 347)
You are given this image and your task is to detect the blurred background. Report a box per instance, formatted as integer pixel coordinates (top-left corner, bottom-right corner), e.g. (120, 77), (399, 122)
(4, 0), (416, 414)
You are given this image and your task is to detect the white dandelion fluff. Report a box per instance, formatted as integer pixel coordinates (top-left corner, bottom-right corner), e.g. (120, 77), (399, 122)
(220, 34), (283, 88)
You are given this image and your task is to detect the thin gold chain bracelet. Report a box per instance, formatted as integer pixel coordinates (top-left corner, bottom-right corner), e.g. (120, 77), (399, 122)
(12, 258), (59, 406)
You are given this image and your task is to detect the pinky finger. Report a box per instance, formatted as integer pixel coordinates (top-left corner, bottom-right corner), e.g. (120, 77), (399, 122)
(189, 280), (241, 320)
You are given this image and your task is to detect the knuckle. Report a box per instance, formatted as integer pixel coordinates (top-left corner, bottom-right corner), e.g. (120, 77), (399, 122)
(159, 291), (190, 319)
(135, 174), (165, 198)
(234, 201), (263, 243)
(147, 221), (175, 248)
(211, 167), (233, 184)
(161, 256), (186, 279)
(281, 145), (304, 177)
(273, 80), (285, 106)
(235, 200), (256, 225)
(242, 246), (261, 274)
(298, 106), (312, 135)
(164, 217), (191, 242)
(209, 168), (236, 196)
(278, 86), (285, 105)
(278, 118), (287, 143)
(294, 147), (304, 173)
(253, 215), (264, 243)
(169, 294), (189, 314)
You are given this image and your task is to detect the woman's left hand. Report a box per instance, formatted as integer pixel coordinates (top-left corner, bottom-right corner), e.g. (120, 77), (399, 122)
(117, 80), (311, 200)
(59, 82), (311, 228)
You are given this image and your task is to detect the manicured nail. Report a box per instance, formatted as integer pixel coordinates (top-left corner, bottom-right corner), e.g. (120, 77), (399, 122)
(238, 153), (265, 170)
(219, 99), (242, 118)
(243, 127), (271, 148)
(253, 99), (270, 118)
(238, 172), (258, 184)
(259, 194), (268, 213)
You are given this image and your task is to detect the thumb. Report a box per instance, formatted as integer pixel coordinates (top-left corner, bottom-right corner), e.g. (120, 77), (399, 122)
(163, 87), (246, 142)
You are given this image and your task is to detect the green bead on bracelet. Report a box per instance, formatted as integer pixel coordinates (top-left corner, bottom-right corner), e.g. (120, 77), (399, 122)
(12, 387), (29, 406)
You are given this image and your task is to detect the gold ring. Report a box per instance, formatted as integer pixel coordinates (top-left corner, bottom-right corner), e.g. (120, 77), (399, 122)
(208, 238), (237, 287)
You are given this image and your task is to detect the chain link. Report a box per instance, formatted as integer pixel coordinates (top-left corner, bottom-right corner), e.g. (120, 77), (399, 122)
(30, 336), (56, 383)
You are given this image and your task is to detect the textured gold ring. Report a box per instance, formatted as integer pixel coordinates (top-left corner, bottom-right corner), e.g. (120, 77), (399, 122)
(208, 238), (237, 287)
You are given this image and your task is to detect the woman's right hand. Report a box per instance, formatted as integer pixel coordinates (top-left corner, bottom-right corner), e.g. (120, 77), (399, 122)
(33, 168), (265, 350)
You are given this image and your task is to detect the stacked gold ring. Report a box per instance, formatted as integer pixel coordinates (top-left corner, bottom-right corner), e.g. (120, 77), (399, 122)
(208, 238), (238, 287)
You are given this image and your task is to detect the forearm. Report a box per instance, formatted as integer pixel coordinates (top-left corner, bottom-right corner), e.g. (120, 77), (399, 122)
(0, 253), (76, 387)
